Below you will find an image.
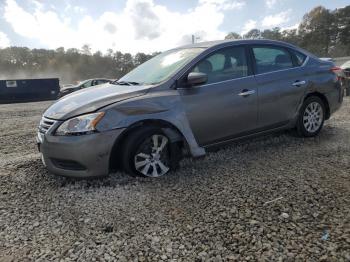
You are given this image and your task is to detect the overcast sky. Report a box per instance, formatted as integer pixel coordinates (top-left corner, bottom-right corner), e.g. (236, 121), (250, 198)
(0, 0), (348, 54)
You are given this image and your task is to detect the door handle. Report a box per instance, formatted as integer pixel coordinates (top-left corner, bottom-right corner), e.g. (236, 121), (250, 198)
(238, 89), (255, 97)
(292, 80), (306, 86)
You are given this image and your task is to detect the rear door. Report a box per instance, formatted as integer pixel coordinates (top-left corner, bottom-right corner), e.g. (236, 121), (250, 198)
(251, 45), (308, 128)
(178, 45), (258, 146)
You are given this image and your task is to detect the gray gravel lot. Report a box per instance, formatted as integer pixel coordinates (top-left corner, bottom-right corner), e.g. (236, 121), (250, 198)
(0, 99), (349, 261)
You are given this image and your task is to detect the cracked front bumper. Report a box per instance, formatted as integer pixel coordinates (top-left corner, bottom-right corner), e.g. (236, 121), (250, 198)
(36, 128), (125, 178)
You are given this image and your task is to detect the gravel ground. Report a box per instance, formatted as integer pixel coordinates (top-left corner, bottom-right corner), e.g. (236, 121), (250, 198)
(0, 99), (349, 261)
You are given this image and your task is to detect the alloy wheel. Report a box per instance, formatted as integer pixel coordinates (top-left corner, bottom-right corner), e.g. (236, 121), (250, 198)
(303, 101), (323, 133)
(134, 134), (170, 177)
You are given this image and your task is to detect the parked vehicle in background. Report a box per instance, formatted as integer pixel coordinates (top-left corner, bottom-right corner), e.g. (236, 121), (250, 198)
(320, 57), (334, 62)
(341, 60), (350, 96)
(61, 84), (74, 88)
(341, 60), (350, 73)
(0, 78), (59, 103)
(58, 78), (112, 98)
(37, 39), (344, 178)
(330, 66), (347, 94)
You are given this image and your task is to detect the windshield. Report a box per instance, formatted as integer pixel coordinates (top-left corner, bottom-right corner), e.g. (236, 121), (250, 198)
(119, 48), (204, 85)
(78, 80), (92, 88)
(75, 80), (87, 86)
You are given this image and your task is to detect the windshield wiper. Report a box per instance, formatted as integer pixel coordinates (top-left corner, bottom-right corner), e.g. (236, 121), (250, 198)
(112, 80), (140, 86)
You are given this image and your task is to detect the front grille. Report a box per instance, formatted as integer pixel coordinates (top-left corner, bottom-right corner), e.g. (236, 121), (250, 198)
(38, 117), (56, 134)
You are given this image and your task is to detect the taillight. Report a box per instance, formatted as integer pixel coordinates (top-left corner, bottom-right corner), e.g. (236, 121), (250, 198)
(331, 66), (342, 74)
(330, 66), (343, 81)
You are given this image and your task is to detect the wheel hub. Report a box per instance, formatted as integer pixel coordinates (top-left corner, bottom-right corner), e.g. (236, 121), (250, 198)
(303, 101), (323, 133)
(152, 153), (160, 161)
(134, 134), (170, 177)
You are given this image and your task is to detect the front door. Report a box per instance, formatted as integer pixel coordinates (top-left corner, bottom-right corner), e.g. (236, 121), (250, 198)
(178, 46), (258, 146)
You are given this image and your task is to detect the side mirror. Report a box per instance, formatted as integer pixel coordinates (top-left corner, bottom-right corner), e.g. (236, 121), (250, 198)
(187, 72), (207, 86)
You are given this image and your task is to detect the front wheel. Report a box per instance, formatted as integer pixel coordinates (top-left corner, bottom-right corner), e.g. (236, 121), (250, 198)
(296, 96), (325, 137)
(121, 127), (180, 177)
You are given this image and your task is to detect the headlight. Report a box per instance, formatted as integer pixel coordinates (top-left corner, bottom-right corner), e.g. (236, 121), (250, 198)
(55, 112), (105, 136)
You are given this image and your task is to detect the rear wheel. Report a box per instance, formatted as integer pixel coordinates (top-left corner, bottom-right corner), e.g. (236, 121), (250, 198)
(296, 96), (325, 137)
(121, 127), (180, 177)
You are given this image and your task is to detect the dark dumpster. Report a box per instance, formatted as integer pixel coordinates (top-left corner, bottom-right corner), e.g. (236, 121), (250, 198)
(0, 78), (59, 103)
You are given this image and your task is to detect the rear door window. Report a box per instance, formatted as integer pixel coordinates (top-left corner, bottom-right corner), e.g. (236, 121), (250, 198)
(252, 46), (293, 74)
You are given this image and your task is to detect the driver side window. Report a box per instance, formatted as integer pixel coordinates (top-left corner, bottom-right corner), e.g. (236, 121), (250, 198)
(191, 46), (248, 85)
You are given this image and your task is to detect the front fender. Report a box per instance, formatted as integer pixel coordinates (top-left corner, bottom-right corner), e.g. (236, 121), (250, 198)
(96, 90), (206, 158)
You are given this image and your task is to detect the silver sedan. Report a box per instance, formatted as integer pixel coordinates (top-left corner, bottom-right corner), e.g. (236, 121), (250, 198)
(37, 39), (344, 178)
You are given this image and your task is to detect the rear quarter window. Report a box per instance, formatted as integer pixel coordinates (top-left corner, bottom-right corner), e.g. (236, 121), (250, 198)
(291, 50), (307, 66)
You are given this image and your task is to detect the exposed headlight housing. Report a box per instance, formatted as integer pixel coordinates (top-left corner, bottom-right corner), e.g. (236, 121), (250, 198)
(55, 112), (105, 136)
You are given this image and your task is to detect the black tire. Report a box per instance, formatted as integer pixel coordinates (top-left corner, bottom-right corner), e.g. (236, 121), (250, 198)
(121, 126), (181, 177)
(296, 96), (326, 137)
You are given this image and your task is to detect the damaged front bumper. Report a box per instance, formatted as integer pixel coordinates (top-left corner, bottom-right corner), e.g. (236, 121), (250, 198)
(36, 128), (125, 178)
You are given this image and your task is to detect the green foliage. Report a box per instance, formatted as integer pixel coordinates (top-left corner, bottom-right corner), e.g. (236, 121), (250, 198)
(261, 27), (283, 41)
(225, 32), (242, 40)
(244, 29), (261, 39)
(225, 5), (350, 57)
(0, 46), (157, 84)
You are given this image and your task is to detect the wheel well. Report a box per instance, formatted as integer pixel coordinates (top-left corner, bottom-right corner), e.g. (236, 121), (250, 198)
(108, 120), (186, 171)
(304, 92), (330, 120)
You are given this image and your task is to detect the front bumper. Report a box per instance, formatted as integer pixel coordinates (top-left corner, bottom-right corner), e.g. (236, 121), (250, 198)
(37, 128), (125, 178)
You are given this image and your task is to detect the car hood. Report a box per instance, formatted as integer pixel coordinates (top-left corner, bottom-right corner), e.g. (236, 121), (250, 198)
(44, 83), (150, 120)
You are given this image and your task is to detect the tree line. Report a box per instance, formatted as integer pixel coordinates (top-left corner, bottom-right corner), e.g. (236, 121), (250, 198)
(0, 45), (158, 84)
(226, 5), (350, 57)
(0, 5), (349, 84)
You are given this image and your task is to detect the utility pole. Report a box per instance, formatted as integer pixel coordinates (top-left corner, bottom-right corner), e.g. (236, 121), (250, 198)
(191, 35), (200, 44)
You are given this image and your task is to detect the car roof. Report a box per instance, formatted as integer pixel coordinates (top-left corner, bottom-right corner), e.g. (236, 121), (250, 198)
(175, 39), (317, 59)
(178, 39), (296, 49)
